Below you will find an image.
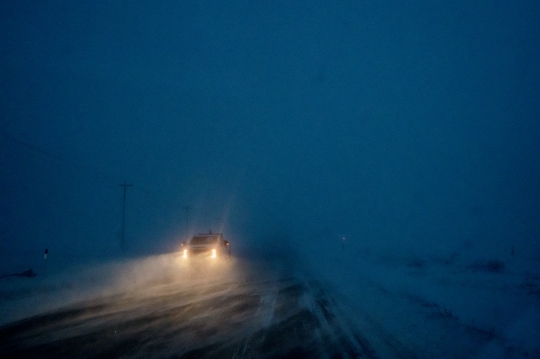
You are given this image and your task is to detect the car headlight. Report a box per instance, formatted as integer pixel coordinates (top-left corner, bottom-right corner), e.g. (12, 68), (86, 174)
(211, 249), (217, 258)
(183, 249), (188, 258)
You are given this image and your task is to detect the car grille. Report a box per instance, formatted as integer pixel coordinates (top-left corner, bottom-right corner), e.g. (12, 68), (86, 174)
(190, 247), (211, 254)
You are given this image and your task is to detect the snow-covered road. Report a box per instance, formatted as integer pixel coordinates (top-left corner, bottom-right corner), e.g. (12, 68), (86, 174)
(1, 248), (539, 359)
(0, 255), (406, 359)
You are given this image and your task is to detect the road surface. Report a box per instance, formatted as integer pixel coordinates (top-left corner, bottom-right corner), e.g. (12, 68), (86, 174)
(0, 255), (419, 359)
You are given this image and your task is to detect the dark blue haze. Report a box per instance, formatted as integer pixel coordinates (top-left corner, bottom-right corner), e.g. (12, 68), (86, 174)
(1, 0), (539, 261)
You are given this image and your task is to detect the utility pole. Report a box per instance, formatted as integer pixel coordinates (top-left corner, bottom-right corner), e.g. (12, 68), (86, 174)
(119, 181), (133, 250)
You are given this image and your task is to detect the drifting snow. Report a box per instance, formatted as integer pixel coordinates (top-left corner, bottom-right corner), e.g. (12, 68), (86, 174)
(0, 252), (244, 326)
(299, 240), (540, 358)
(1, 241), (539, 358)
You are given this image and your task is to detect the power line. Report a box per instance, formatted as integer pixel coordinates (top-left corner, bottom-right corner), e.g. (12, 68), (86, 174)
(0, 131), (112, 182)
(1, 131), (198, 241)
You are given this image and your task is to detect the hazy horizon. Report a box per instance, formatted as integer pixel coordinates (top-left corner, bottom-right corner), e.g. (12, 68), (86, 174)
(1, 0), (539, 264)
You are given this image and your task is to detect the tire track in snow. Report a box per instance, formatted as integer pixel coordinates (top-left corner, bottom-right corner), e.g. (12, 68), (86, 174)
(305, 280), (420, 359)
(302, 280), (378, 359)
(232, 283), (278, 358)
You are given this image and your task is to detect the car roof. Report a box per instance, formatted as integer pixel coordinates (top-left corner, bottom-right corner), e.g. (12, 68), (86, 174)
(190, 233), (223, 240)
(193, 232), (223, 237)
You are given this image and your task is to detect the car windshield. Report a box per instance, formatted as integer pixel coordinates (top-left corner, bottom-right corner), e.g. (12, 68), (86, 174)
(189, 236), (218, 245)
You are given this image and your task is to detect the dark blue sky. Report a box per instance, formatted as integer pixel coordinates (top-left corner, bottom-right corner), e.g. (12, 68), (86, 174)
(1, 1), (539, 258)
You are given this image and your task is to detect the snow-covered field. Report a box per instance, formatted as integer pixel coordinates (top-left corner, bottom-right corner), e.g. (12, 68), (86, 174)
(300, 241), (540, 358)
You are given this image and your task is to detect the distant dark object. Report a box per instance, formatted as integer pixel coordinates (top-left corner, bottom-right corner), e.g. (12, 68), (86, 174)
(407, 257), (426, 269)
(439, 306), (455, 319)
(0, 268), (38, 279)
(469, 260), (505, 273)
(465, 324), (498, 341)
(486, 260), (505, 273)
